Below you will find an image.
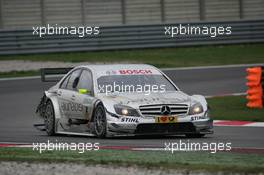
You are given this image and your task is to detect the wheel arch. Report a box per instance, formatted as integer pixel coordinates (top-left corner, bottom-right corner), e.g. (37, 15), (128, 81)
(90, 99), (104, 122)
(45, 93), (62, 120)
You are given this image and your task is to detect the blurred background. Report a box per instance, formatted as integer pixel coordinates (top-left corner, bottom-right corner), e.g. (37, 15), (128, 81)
(1, 0), (264, 28)
(0, 0), (264, 55)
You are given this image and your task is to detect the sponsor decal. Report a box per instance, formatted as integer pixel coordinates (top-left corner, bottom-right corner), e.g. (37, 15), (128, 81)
(106, 70), (117, 75)
(155, 116), (177, 123)
(121, 117), (139, 123)
(191, 116), (207, 121)
(119, 69), (152, 75)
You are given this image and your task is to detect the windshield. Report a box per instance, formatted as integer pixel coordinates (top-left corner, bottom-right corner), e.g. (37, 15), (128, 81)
(97, 75), (177, 94)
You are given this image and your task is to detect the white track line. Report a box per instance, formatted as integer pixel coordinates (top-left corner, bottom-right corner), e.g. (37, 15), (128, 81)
(213, 120), (264, 127)
(0, 63), (263, 81)
(162, 63), (264, 71)
(241, 122), (264, 127)
(0, 74), (63, 81)
(0, 76), (40, 81)
(205, 92), (246, 98)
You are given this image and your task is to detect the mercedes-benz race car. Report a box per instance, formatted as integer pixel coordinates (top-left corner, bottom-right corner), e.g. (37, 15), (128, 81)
(36, 64), (213, 138)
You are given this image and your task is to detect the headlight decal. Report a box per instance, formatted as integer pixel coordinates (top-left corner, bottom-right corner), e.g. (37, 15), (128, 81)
(188, 103), (204, 115)
(114, 105), (140, 116)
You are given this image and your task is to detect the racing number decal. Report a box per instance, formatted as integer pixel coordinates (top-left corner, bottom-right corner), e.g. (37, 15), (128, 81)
(61, 102), (83, 112)
(155, 116), (177, 123)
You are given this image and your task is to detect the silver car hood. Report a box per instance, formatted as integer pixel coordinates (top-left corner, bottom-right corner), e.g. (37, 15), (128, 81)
(97, 91), (191, 112)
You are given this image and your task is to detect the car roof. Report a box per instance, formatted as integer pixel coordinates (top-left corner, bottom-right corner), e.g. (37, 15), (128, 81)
(76, 64), (162, 77)
(78, 64), (156, 70)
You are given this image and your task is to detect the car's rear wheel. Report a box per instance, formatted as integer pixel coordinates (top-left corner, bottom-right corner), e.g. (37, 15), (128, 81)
(92, 104), (107, 138)
(44, 101), (55, 136)
(185, 134), (205, 138)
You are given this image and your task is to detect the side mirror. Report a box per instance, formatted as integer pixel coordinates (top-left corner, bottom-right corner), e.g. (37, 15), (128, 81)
(78, 88), (89, 94)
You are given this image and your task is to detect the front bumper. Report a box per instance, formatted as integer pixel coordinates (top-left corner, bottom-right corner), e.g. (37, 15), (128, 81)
(106, 113), (213, 136)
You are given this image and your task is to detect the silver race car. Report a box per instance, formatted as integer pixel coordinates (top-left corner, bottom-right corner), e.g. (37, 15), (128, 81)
(36, 64), (213, 138)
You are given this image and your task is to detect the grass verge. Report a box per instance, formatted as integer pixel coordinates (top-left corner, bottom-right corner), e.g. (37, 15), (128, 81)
(0, 44), (263, 78)
(0, 147), (264, 173)
(0, 44), (263, 68)
(208, 95), (264, 122)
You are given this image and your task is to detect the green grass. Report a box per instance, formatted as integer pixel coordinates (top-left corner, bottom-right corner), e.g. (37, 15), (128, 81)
(208, 95), (264, 122)
(0, 148), (264, 173)
(0, 44), (263, 78)
(0, 44), (264, 68)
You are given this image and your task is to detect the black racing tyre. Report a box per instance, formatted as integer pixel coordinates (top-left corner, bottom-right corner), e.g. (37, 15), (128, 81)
(44, 101), (55, 136)
(92, 104), (107, 138)
(185, 134), (205, 138)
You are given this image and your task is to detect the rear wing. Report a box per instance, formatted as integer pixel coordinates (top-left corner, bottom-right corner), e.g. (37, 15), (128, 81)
(40, 67), (73, 82)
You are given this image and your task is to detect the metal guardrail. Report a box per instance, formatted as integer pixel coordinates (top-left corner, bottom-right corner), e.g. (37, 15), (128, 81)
(0, 20), (263, 55)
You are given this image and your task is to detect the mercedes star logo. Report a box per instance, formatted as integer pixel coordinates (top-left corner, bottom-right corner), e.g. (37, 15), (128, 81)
(161, 105), (171, 115)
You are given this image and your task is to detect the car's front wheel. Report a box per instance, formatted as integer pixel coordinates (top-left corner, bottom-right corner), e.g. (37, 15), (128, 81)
(92, 104), (107, 138)
(44, 101), (55, 136)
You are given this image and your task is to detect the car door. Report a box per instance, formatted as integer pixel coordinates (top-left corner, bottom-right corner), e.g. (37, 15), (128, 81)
(74, 69), (95, 121)
(57, 69), (82, 120)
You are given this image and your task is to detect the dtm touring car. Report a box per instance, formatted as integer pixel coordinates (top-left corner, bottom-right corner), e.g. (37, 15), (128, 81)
(36, 64), (213, 138)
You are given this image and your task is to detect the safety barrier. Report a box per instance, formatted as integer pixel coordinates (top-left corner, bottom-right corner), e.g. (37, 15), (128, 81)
(246, 66), (264, 108)
(0, 19), (264, 55)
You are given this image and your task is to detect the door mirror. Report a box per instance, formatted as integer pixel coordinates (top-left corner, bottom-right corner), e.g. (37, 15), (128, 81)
(78, 88), (89, 94)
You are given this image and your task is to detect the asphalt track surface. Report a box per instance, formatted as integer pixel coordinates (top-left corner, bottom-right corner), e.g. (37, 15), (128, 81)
(0, 65), (264, 149)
